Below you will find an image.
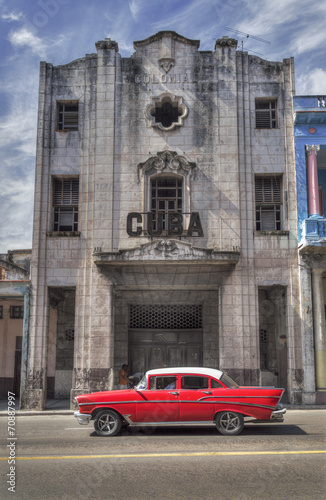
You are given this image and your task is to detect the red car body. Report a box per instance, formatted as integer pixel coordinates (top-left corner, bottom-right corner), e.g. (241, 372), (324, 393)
(74, 367), (286, 436)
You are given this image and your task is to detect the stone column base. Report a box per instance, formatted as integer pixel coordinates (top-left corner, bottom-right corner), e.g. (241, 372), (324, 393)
(302, 392), (317, 405)
(20, 389), (46, 410)
(70, 389), (90, 410)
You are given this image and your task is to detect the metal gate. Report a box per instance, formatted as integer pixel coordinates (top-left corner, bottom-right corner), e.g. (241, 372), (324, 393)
(129, 330), (203, 374)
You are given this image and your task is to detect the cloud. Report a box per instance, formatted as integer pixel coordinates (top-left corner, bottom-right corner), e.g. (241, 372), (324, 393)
(296, 68), (326, 95)
(8, 26), (68, 59)
(1, 11), (23, 22)
(8, 27), (48, 57)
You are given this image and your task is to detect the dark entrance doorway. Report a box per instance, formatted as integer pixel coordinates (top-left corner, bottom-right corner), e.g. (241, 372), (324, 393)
(129, 330), (203, 375)
(128, 302), (203, 375)
(13, 336), (22, 396)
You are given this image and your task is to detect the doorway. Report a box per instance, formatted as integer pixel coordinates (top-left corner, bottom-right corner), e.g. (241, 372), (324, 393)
(129, 330), (203, 375)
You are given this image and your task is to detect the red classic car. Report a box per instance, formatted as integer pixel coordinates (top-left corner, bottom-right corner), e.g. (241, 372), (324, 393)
(74, 367), (286, 436)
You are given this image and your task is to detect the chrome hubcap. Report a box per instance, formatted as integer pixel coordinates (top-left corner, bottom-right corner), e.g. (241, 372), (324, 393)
(220, 412), (239, 430)
(98, 414), (116, 433)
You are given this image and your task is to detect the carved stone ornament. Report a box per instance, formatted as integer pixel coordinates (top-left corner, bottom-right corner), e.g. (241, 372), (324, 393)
(93, 239), (240, 266)
(146, 92), (188, 131)
(215, 36), (238, 49)
(137, 150), (196, 181)
(159, 58), (175, 73)
(95, 38), (119, 52)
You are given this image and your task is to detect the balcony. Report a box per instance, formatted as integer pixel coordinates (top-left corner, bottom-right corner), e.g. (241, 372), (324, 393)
(302, 216), (326, 242)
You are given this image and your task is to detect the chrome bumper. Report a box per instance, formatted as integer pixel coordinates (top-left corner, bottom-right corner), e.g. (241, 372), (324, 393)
(270, 406), (286, 422)
(74, 411), (92, 425)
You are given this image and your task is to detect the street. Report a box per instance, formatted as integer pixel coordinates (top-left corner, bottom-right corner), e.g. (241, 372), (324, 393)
(0, 410), (325, 500)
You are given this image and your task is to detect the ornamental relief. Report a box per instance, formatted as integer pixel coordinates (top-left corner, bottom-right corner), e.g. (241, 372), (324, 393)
(145, 92), (188, 131)
(137, 150), (196, 182)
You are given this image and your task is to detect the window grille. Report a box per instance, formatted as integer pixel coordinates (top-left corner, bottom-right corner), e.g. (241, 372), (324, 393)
(151, 177), (183, 231)
(10, 306), (24, 319)
(255, 100), (277, 129)
(57, 102), (79, 130)
(129, 304), (202, 329)
(65, 328), (75, 341)
(255, 176), (282, 231)
(53, 179), (79, 231)
(259, 329), (267, 343)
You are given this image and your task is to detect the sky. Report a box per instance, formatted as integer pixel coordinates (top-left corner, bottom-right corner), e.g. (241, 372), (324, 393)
(0, 0), (326, 253)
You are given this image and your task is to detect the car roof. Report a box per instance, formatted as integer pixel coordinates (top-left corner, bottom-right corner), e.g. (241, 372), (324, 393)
(145, 367), (223, 379)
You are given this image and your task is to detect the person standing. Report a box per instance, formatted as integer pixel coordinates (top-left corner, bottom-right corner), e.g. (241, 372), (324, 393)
(118, 364), (129, 389)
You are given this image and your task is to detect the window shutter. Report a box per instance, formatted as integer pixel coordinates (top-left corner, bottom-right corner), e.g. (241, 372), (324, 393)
(272, 177), (281, 202)
(71, 180), (79, 204)
(256, 111), (271, 128)
(255, 178), (263, 202)
(54, 180), (63, 204)
(54, 179), (79, 205)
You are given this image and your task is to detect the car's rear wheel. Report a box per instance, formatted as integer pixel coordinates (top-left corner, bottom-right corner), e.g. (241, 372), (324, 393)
(94, 410), (122, 437)
(215, 411), (244, 436)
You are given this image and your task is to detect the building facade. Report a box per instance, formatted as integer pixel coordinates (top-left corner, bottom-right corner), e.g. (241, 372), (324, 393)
(294, 95), (326, 404)
(22, 31), (303, 410)
(0, 250), (31, 399)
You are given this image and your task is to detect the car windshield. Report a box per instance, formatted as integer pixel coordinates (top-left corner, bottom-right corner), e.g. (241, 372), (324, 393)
(220, 373), (238, 388)
(135, 374), (147, 390)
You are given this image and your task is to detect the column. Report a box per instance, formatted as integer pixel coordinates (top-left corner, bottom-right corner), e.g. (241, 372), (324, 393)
(312, 269), (326, 391)
(306, 145), (321, 217)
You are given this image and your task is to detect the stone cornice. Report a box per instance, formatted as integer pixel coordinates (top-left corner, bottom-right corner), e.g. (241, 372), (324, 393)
(215, 36), (238, 49)
(93, 239), (240, 266)
(95, 38), (119, 52)
(134, 31), (200, 49)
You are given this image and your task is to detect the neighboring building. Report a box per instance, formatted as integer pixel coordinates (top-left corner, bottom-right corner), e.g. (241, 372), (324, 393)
(22, 31), (302, 410)
(294, 95), (326, 404)
(0, 250), (31, 399)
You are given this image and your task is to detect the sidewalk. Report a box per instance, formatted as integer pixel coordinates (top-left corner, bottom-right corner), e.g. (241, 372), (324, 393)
(0, 399), (73, 416)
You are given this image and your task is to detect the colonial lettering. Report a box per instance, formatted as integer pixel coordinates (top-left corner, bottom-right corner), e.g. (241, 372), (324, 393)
(126, 212), (204, 237)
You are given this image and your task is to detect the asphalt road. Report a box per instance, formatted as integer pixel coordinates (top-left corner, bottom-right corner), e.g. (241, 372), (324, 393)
(0, 410), (325, 500)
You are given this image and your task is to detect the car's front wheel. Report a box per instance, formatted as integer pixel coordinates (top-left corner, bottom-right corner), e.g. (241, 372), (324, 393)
(94, 410), (122, 437)
(215, 411), (244, 436)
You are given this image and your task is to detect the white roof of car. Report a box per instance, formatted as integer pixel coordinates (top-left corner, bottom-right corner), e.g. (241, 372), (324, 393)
(145, 367), (223, 379)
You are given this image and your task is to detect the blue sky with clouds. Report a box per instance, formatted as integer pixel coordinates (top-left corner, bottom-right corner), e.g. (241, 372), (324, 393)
(0, 0), (325, 252)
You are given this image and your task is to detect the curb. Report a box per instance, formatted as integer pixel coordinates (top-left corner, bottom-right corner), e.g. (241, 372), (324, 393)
(1, 406), (326, 417)
(0, 410), (74, 417)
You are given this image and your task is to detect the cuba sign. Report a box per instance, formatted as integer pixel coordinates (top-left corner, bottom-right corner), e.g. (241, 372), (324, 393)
(127, 212), (204, 237)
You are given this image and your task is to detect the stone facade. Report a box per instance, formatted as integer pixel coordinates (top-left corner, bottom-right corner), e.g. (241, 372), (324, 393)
(294, 96), (326, 404)
(22, 31), (302, 409)
(0, 250), (31, 398)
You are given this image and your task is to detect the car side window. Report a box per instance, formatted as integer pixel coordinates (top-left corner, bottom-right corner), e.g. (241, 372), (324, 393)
(181, 376), (208, 389)
(149, 376), (177, 390)
(211, 379), (224, 388)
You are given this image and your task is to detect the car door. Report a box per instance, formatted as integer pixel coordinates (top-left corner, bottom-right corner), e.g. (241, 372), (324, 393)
(135, 375), (179, 423)
(179, 376), (215, 421)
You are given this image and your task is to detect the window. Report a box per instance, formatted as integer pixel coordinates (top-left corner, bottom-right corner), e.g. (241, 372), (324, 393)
(255, 176), (282, 231)
(53, 178), (79, 232)
(181, 376), (208, 389)
(0, 306), (3, 319)
(151, 177), (183, 231)
(149, 376), (177, 390)
(57, 102), (79, 131)
(10, 306), (24, 319)
(146, 93), (188, 131)
(255, 100), (277, 129)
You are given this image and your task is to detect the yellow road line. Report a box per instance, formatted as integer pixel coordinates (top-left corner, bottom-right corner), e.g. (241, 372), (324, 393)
(0, 450), (326, 461)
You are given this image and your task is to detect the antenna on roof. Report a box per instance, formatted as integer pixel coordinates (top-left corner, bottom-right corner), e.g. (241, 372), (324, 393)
(225, 27), (270, 56)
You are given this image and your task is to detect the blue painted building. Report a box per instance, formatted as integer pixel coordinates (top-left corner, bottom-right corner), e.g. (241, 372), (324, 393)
(294, 95), (326, 403)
